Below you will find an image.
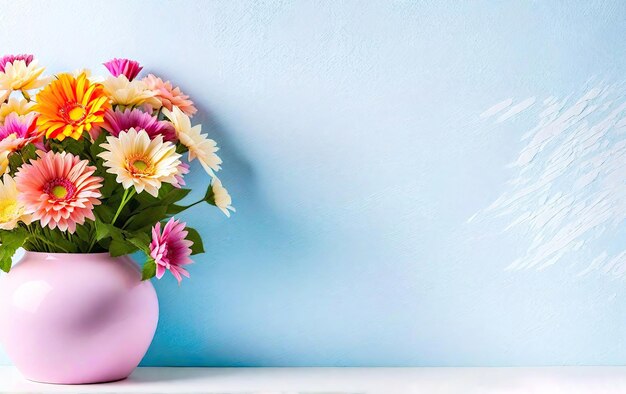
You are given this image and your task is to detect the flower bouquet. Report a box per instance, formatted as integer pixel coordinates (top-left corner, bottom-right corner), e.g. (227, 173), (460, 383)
(0, 55), (234, 384)
(0, 55), (233, 281)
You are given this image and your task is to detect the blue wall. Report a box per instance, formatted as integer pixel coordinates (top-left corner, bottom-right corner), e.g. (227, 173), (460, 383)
(1, 0), (626, 366)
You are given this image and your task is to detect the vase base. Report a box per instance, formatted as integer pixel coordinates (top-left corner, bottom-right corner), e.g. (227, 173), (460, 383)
(24, 374), (129, 385)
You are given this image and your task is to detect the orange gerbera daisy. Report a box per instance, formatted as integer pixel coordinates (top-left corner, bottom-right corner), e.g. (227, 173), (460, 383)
(34, 73), (111, 141)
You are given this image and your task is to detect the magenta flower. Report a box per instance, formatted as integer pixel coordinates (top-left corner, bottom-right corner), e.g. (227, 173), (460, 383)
(101, 108), (177, 141)
(0, 113), (42, 152)
(0, 54), (33, 73)
(103, 58), (143, 81)
(150, 217), (194, 284)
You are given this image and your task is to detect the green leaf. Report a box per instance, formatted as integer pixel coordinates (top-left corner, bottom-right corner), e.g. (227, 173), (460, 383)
(204, 183), (215, 204)
(127, 232), (151, 254)
(166, 204), (186, 214)
(0, 229), (29, 272)
(161, 188), (192, 205)
(141, 259), (157, 281)
(109, 239), (138, 257)
(185, 227), (204, 255)
(90, 131), (107, 158)
(74, 223), (91, 243)
(7, 152), (23, 176)
(21, 144), (37, 162)
(124, 206), (167, 231)
(60, 137), (86, 157)
(94, 220), (110, 241)
(99, 173), (120, 197)
(95, 205), (115, 223)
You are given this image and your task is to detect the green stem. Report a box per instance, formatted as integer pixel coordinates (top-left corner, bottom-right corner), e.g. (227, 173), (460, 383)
(29, 233), (70, 253)
(180, 199), (204, 211)
(111, 188), (135, 225)
(86, 224), (98, 253)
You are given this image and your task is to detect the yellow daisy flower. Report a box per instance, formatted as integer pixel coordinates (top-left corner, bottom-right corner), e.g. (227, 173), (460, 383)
(33, 73), (110, 141)
(0, 98), (34, 124)
(0, 173), (30, 230)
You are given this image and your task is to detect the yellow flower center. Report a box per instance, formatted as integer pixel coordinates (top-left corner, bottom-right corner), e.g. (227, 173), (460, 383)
(68, 106), (86, 121)
(0, 199), (19, 223)
(51, 185), (68, 199)
(58, 102), (87, 125)
(133, 160), (148, 171)
(128, 156), (152, 176)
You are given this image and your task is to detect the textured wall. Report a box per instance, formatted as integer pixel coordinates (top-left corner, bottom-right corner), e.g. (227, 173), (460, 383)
(0, 0), (625, 366)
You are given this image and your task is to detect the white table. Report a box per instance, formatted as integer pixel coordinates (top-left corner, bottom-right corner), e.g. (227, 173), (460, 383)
(1, 366), (626, 393)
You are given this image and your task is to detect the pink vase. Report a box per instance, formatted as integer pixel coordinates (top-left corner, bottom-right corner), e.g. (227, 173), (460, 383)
(0, 252), (159, 384)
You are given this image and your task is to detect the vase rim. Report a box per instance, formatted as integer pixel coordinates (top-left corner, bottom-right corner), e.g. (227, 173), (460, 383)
(22, 251), (112, 257)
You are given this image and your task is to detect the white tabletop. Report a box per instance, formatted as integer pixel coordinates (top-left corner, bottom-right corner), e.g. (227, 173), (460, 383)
(1, 366), (626, 394)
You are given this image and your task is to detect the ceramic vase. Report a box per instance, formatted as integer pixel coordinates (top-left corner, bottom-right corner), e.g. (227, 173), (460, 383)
(0, 252), (159, 384)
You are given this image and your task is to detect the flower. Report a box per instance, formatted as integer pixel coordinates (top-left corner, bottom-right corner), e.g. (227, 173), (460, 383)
(98, 128), (182, 197)
(0, 98), (34, 124)
(150, 217), (193, 284)
(101, 75), (160, 108)
(0, 173), (30, 230)
(101, 108), (176, 141)
(163, 106), (221, 177)
(0, 54), (33, 73)
(34, 72), (110, 141)
(143, 74), (197, 116)
(211, 178), (235, 217)
(71, 68), (103, 83)
(15, 151), (103, 233)
(103, 58), (143, 81)
(0, 113), (42, 153)
(0, 57), (49, 99)
(0, 152), (9, 174)
(172, 162), (189, 188)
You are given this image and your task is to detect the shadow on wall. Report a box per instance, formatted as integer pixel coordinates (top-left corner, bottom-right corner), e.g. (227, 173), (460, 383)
(139, 69), (316, 366)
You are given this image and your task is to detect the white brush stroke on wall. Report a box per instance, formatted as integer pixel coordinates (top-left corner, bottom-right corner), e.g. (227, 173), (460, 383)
(473, 81), (626, 276)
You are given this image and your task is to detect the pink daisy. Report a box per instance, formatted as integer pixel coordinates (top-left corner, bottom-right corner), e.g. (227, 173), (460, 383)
(150, 217), (193, 284)
(172, 162), (190, 188)
(100, 108), (177, 141)
(143, 74), (197, 117)
(103, 58), (143, 81)
(15, 151), (103, 233)
(0, 112), (42, 152)
(0, 54), (33, 73)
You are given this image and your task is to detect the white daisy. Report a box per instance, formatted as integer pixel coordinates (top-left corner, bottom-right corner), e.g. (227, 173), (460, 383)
(101, 75), (160, 108)
(0, 60), (49, 95)
(211, 178), (235, 217)
(98, 128), (181, 197)
(163, 106), (222, 177)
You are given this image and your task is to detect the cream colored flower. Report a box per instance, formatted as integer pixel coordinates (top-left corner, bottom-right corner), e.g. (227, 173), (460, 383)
(72, 68), (103, 83)
(0, 173), (30, 230)
(0, 151), (9, 175)
(98, 128), (181, 197)
(0, 98), (34, 123)
(211, 178), (235, 217)
(0, 60), (49, 95)
(163, 106), (222, 177)
(101, 75), (160, 108)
